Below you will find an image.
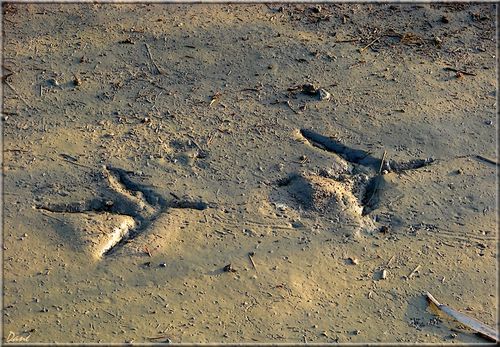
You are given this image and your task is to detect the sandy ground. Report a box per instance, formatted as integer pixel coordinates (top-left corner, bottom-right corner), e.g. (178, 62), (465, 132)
(1, 3), (498, 344)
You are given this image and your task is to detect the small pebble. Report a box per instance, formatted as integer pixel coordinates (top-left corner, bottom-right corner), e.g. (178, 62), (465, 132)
(348, 257), (359, 265)
(318, 88), (331, 101)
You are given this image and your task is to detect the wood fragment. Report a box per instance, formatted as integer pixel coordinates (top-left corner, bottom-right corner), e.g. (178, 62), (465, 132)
(425, 292), (499, 342)
(157, 293), (167, 303)
(59, 157), (92, 169)
(335, 38), (361, 43)
(4, 81), (29, 106)
(443, 67), (476, 76)
(359, 36), (381, 52)
(148, 335), (170, 341)
(248, 252), (258, 272)
(186, 135), (204, 153)
(102, 309), (117, 317)
(386, 254), (395, 267)
(379, 150), (387, 174)
(408, 265), (421, 279)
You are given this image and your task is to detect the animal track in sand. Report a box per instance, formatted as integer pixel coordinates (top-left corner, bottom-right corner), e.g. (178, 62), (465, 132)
(36, 165), (209, 259)
(274, 128), (437, 236)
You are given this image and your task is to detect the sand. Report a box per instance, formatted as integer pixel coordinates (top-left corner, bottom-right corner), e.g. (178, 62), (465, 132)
(2, 3), (497, 343)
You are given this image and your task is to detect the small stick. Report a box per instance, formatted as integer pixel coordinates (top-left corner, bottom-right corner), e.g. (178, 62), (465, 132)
(408, 265), (421, 279)
(386, 254), (395, 267)
(4, 81), (29, 106)
(39, 84), (43, 97)
(443, 67), (476, 76)
(144, 43), (162, 75)
(102, 309), (117, 317)
(425, 292), (499, 342)
(335, 38), (361, 43)
(207, 132), (215, 145)
(157, 294), (167, 303)
(60, 157), (92, 169)
(144, 246), (152, 257)
(379, 150), (387, 174)
(186, 135), (204, 152)
(4, 148), (29, 152)
(248, 252), (258, 272)
(148, 335), (170, 341)
(359, 36), (381, 52)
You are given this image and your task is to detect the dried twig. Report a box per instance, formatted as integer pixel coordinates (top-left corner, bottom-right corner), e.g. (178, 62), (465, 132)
(148, 335), (171, 342)
(379, 150), (387, 174)
(248, 252), (258, 272)
(359, 36), (381, 52)
(443, 67), (476, 76)
(407, 265), (421, 279)
(335, 38), (361, 43)
(4, 81), (29, 106)
(426, 292), (499, 342)
(386, 254), (395, 267)
(102, 309), (117, 317)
